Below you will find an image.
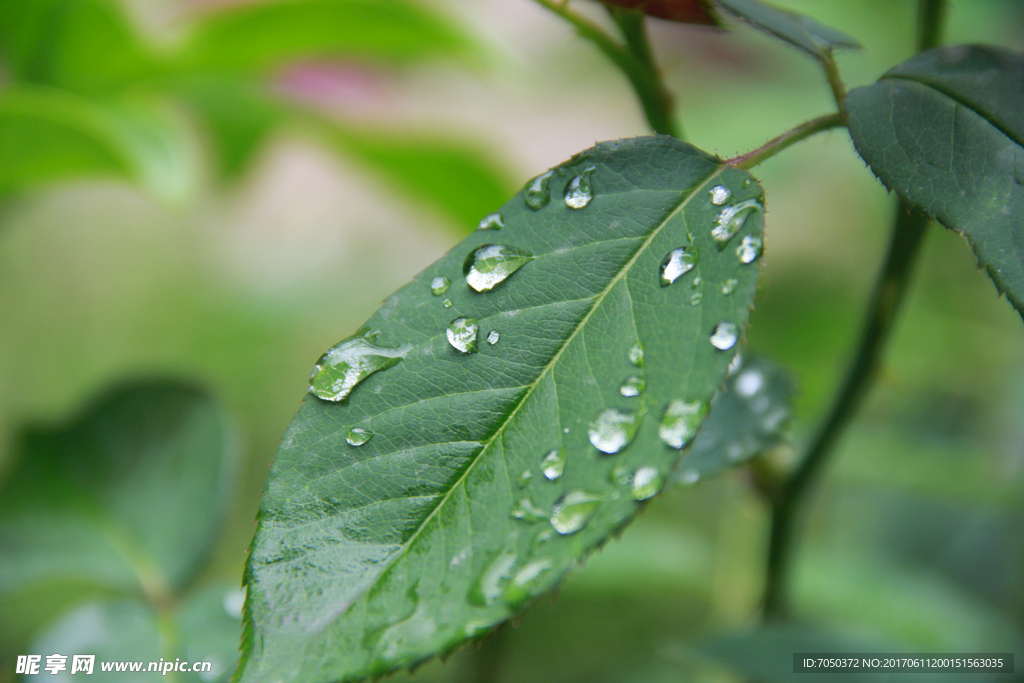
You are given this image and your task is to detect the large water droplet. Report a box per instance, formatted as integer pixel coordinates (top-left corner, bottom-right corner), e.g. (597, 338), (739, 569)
(446, 317), (479, 353)
(710, 321), (738, 350)
(659, 247), (698, 286)
(628, 343), (645, 367)
(736, 235), (763, 264)
(564, 166), (596, 209)
(308, 332), (411, 402)
(487, 330), (500, 345)
(511, 498), (548, 523)
(619, 375), (645, 397)
(588, 408), (639, 454)
(710, 185), (731, 205)
(477, 212), (504, 231)
(463, 244), (534, 292)
(430, 276), (450, 296)
(631, 466), (663, 501)
(541, 449), (565, 481)
(524, 170), (553, 210)
(550, 491), (602, 535)
(712, 199), (764, 247)
(658, 399), (709, 449)
(470, 552), (517, 606)
(346, 427), (372, 446)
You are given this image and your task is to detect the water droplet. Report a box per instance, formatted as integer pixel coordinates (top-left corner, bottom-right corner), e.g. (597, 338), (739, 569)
(442, 298), (453, 308)
(712, 199), (764, 247)
(659, 247), (698, 286)
(563, 427), (570, 434)
(710, 321), (738, 350)
(308, 331), (411, 402)
(550, 491), (602, 535)
(524, 170), (553, 210)
(742, 177), (755, 188)
(628, 343), (645, 367)
(689, 291), (703, 306)
(564, 166), (596, 209)
(487, 330), (500, 345)
(735, 369), (764, 397)
(446, 317), (479, 354)
(710, 185), (731, 205)
(736, 235), (763, 264)
(541, 449), (565, 481)
(463, 244), (534, 292)
(518, 470), (533, 487)
(588, 408), (639, 454)
(721, 278), (739, 295)
(658, 399), (709, 449)
(470, 552), (517, 606)
(631, 466), (662, 501)
(430, 276), (450, 296)
(477, 212), (504, 231)
(679, 469), (700, 485)
(346, 427), (373, 446)
(610, 465), (632, 486)
(619, 375), (645, 397)
(727, 352), (743, 376)
(222, 588), (246, 619)
(503, 559), (554, 606)
(510, 498), (547, 523)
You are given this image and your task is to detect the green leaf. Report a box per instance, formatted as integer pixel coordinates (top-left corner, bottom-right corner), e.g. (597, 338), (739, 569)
(238, 136), (766, 682)
(674, 352), (794, 483)
(176, 0), (473, 76)
(845, 45), (1024, 317)
(712, 0), (860, 60)
(0, 381), (236, 598)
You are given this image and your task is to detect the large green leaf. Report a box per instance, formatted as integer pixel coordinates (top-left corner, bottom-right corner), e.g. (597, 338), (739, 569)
(0, 381), (236, 598)
(238, 136), (767, 682)
(713, 0), (859, 60)
(846, 45), (1024, 317)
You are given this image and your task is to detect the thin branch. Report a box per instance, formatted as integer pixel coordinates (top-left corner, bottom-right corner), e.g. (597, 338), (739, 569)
(820, 54), (848, 115)
(728, 113), (846, 170)
(917, 0), (947, 53)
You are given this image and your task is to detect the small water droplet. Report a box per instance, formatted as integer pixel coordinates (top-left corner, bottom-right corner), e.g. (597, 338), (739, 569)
(736, 235), (763, 264)
(346, 427), (372, 446)
(659, 247), (698, 286)
(658, 399), (709, 449)
(518, 469), (533, 487)
(541, 449), (565, 481)
(631, 466), (662, 501)
(510, 498), (547, 523)
(679, 469), (700, 485)
(610, 465), (632, 486)
(735, 369), (764, 397)
(564, 166), (596, 209)
(712, 199), (764, 247)
(588, 408), (639, 454)
(550, 491), (602, 535)
(524, 170), (553, 210)
(710, 321), (738, 350)
(710, 185), (731, 205)
(563, 427), (570, 434)
(463, 244), (534, 292)
(470, 552), (517, 606)
(727, 352), (743, 376)
(487, 330), (500, 345)
(430, 276), (451, 296)
(742, 177), (754, 188)
(308, 331), (411, 402)
(619, 375), (645, 397)
(628, 343), (644, 367)
(442, 298), (453, 308)
(721, 278), (739, 295)
(690, 291), (703, 306)
(446, 317), (479, 354)
(477, 212), (504, 231)
(503, 559), (554, 606)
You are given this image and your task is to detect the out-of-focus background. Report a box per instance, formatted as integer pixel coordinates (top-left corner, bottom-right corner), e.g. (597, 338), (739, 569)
(1, 1), (1024, 681)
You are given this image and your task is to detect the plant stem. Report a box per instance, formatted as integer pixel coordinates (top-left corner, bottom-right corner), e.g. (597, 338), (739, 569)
(532, 0), (681, 137)
(821, 54), (848, 115)
(728, 113), (846, 170)
(762, 203), (929, 619)
(917, 0), (947, 52)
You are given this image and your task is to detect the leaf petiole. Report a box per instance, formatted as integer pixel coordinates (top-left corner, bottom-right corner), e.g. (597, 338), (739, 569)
(728, 112), (846, 170)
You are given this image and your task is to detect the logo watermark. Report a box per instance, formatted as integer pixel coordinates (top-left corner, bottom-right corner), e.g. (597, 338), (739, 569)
(16, 655), (215, 676)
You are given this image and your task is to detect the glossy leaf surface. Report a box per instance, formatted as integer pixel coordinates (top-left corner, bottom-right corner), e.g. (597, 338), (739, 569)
(714, 0), (859, 60)
(239, 136), (766, 682)
(846, 45), (1024, 316)
(0, 381), (235, 596)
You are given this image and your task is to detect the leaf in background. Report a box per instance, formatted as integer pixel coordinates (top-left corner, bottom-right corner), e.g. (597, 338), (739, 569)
(176, 0), (473, 77)
(846, 45), (1024, 317)
(713, 0), (860, 60)
(673, 352), (794, 483)
(598, 0), (721, 26)
(237, 136), (766, 682)
(0, 381), (236, 599)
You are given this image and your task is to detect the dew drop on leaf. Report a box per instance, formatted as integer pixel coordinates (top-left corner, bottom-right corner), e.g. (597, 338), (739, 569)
(619, 375), (645, 397)
(518, 469), (533, 487)
(446, 317), (479, 354)
(524, 170), (553, 210)
(430, 276), (451, 296)
(470, 552), (517, 606)
(308, 331), (411, 402)
(564, 166), (596, 209)
(610, 465), (632, 486)
(463, 244), (534, 292)
(631, 466), (662, 501)
(659, 247), (698, 286)
(346, 427), (372, 446)
(487, 330), (500, 345)
(477, 212), (504, 231)
(710, 185), (731, 205)
(510, 498), (547, 523)
(658, 399), (709, 449)
(736, 235), (763, 264)
(727, 352), (743, 376)
(550, 491), (602, 535)
(712, 199), (763, 247)
(710, 321), (738, 350)
(502, 560), (554, 607)
(541, 448), (565, 481)
(588, 408), (639, 454)
(721, 278), (739, 295)
(442, 298), (453, 308)
(628, 343), (645, 367)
